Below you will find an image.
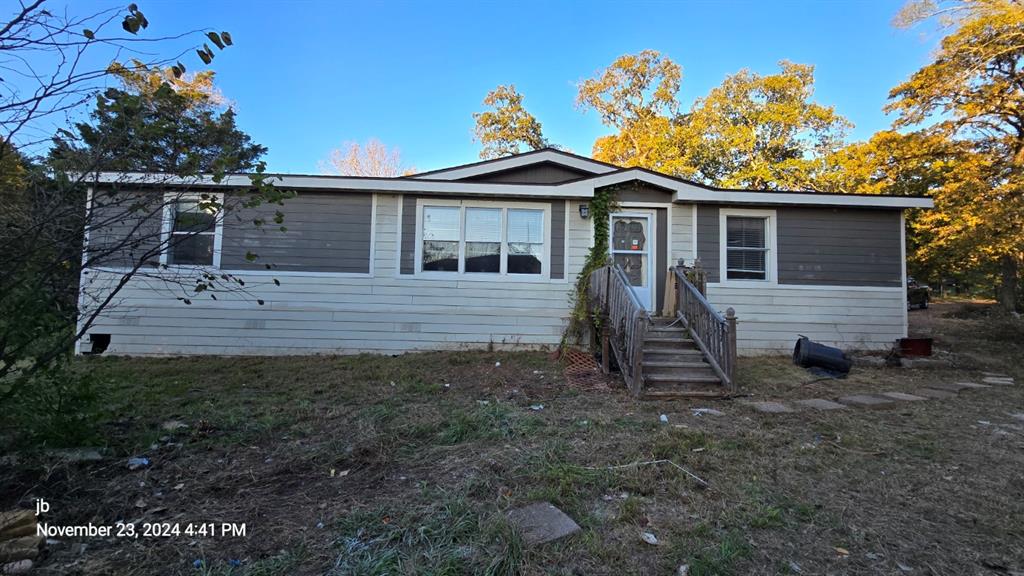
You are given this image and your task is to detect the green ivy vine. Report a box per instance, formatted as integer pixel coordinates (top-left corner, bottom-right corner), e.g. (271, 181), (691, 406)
(561, 186), (621, 347)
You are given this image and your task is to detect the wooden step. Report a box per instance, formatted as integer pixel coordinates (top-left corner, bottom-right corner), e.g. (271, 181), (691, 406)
(649, 324), (686, 333)
(642, 360), (711, 369)
(643, 343), (699, 354)
(643, 349), (704, 361)
(642, 388), (728, 399)
(644, 334), (690, 342)
(645, 373), (722, 385)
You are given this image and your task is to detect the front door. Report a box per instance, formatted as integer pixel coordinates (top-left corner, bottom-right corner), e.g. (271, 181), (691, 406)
(610, 213), (654, 311)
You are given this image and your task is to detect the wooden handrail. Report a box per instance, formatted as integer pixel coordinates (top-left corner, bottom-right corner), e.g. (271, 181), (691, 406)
(589, 263), (652, 396)
(671, 266), (737, 391)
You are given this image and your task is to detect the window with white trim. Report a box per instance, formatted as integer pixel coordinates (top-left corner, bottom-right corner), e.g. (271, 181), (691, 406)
(725, 216), (768, 280)
(163, 195), (222, 266)
(420, 204), (545, 275)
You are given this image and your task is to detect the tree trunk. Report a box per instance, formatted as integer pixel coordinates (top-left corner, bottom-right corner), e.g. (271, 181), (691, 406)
(998, 254), (1019, 312)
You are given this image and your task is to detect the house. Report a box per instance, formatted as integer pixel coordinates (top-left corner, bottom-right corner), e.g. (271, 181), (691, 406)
(77, 149), (932, 381)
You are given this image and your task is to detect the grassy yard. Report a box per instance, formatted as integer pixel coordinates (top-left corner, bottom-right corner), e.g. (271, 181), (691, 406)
(2, 302), (1023, 575)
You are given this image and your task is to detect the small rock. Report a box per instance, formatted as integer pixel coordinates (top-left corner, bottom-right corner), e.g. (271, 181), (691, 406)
(127, 457), (151, 470)
(659, 414), (669, 423)
(161, 420), (188, 432)
(1, 560), (33, 575)
(495, 362), (501, 367)
(640, 532), (659, 545)
(529, 404), (544, 411)
(879, 392), (928, 402)
(677, 564), (690, 576)
(789, 561), (802, 573)
(505, 502), (580, 545)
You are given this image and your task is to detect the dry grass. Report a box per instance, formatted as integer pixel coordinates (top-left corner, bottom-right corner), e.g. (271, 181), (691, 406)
(1, 302), (1022, 575)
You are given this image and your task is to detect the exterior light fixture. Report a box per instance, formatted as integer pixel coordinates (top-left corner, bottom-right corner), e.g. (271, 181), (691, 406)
(579, 203), (590, 219)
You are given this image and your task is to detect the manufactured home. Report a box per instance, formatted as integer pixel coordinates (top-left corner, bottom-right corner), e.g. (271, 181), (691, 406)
(77, 149), (932, 393)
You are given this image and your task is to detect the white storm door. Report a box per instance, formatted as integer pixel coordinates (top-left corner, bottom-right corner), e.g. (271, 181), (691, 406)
(609, 213), (654, 311)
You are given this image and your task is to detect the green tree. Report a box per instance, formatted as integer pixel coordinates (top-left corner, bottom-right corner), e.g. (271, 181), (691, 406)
(473, 85), (548, 159)
(886, 0), (1024, 311)
(49, 83), (265, 175)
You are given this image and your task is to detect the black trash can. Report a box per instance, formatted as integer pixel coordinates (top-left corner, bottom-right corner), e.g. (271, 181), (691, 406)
(792, 336), (852, 374)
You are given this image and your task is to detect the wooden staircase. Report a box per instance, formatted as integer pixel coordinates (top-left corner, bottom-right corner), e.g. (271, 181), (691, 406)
(641, 317), (727, 398)
(589, 263), (737, 400)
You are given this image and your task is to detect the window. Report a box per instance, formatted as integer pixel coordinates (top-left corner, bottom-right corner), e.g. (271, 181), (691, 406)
(164, 195), (221, 266)
(422, 206), (460, 271)
(465, 208), (501, 273)
(419, 203), (546, 276)
(507, 209), (543, 274)
(725, 216), (768, 280)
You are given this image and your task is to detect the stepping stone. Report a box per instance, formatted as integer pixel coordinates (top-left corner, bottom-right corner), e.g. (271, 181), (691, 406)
(954, 382), (991, 389)
(794, 398), (847, 411)
(747, 401), (795, 414)
(837, 394), (896, 409)
(880, 391), (928, 402)
(982, 377), (1015, 386)
(914, 388), (956, 399)
(506, 502), (580, 545)
(926, 382), (976, 392)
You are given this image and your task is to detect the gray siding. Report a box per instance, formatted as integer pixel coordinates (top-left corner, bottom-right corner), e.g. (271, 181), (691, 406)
(696, 204), (903, 287)
(616, 182), (674, 204)
(460, 162), (591, 184)
(87, 190), (163, 268)
(400, 195), (417, 274)
(550, 200), (566, 279)
(399, 195), (566, 278)
(777, 207), (901, 287)
(222, 192), (372, 273)
(696, 205), (720, 282)
(655, 208), (667, 313)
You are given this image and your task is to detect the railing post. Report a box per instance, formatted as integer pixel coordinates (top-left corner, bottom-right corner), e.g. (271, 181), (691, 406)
(725, 307), (737, 390)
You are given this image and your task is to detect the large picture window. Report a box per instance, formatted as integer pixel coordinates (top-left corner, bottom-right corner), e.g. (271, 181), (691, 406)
(419, 203), (546, 276)
(725, 216), (768, 280)
(164, 196), (222, 266)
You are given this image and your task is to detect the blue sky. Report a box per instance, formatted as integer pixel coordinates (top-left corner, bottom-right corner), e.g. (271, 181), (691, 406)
(66, 0), (939, 173)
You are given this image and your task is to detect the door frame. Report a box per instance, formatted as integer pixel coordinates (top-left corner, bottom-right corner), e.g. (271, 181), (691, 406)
(609, 210), (657, 312)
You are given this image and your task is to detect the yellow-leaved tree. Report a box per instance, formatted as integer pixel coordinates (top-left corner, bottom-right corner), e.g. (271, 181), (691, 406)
(680, 61), (852, 191)
(885, 0), (1024, 310)
(473, 85), (549, 159)
(577, 50), (689, 175)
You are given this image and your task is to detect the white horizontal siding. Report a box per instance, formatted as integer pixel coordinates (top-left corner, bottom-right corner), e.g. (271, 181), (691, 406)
(79, 267), (574, 356)
(671, 204), (693, 265)
(374, 193), (399, 276)
(705, 284), (906, 355)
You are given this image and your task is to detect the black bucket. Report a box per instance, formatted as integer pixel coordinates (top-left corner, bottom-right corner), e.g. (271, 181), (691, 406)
(792, 336), (852, 374)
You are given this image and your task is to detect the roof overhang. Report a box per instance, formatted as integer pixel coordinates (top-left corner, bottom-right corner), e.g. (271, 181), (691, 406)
(89, 165), (934, 210)
(408, 148), (618, 180)
(562, 169), (935, 209)
(87, 172), (594, 198)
